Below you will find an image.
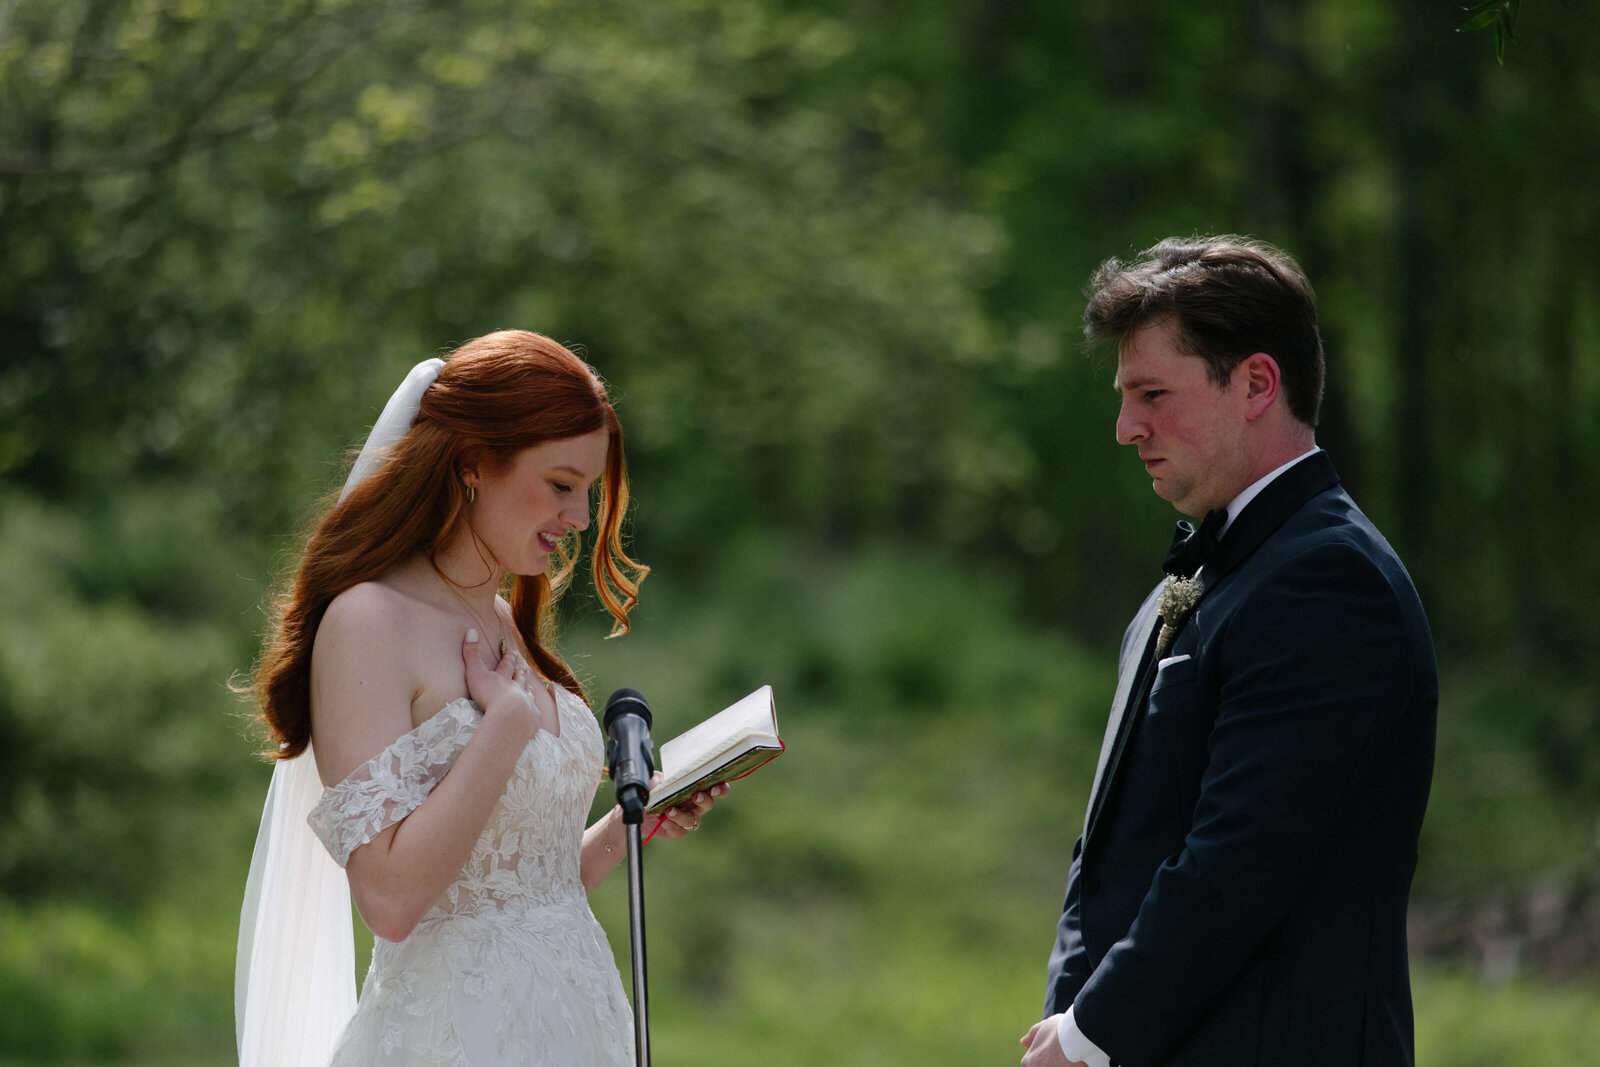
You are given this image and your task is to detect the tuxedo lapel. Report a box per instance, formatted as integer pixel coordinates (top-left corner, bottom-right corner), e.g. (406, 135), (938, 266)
(1081, 451), (1342, 849)
(1082, 597), (1163, 839)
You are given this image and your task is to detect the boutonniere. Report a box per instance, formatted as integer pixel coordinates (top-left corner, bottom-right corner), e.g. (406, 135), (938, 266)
(1155, 575), (1204, 656)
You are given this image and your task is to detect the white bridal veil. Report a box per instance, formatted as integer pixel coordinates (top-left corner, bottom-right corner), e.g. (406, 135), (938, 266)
(235, 357), (445, 1066)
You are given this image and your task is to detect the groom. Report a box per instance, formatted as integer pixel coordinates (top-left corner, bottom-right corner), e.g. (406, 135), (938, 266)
(1023, 236), (1437, 1067)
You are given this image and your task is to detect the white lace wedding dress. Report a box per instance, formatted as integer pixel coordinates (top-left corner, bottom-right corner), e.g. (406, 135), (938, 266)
(306, 686), (635, 1066)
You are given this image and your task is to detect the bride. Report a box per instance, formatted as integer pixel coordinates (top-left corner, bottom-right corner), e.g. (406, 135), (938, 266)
(236, 330), (723, 1066)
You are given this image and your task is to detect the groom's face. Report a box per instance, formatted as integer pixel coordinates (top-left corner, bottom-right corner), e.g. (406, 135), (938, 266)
(1114, 320), (1253, 517)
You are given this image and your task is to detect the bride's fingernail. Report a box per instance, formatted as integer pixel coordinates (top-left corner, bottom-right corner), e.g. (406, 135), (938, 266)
(466, 628), (478, 643)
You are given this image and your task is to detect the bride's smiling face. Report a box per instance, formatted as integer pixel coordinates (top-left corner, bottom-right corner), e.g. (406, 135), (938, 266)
(466, 429), (610, 577)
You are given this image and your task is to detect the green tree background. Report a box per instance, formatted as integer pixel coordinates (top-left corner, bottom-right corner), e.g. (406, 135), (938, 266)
(1, 0), (1596, 1063)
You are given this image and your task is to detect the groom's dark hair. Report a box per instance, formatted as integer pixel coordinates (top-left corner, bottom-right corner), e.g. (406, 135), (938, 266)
(1083, 234), (1325, 427)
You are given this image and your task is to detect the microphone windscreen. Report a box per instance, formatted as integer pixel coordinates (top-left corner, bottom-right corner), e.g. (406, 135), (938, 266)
(603, 688), (652, 730)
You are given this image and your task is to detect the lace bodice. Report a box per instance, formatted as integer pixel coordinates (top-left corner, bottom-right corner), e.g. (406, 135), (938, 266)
(307, 687), (633, 1066)
(309, 687), (604, 915)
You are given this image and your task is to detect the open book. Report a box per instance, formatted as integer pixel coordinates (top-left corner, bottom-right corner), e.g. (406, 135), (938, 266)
(646, 685), (782, 814)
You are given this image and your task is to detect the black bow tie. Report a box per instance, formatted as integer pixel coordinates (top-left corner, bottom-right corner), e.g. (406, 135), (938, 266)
(1164, 508), (1227, 578)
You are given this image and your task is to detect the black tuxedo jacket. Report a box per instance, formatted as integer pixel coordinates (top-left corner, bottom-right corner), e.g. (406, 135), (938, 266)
(1043, 453), (1437, 1067)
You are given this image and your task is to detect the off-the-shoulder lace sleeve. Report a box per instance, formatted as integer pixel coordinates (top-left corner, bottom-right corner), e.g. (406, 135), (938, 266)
(307, 699), (481, 867)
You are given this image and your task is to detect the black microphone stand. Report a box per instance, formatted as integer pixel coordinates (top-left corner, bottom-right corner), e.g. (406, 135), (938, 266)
(619, 789), (651, 1067)
(605, 690), (655, 1067)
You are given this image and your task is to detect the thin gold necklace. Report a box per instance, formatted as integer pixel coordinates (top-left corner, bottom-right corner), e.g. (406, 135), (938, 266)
(431, 561), (508, 657)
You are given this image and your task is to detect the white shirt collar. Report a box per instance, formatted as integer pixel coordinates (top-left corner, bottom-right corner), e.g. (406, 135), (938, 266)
(1218, 447), (1322, 538)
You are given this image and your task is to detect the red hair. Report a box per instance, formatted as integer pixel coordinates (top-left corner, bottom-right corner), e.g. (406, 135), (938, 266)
(253, 330), (648, 759)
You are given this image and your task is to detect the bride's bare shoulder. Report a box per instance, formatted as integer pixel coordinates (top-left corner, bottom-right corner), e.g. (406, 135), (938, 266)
(313, 576), (443, 680)
(309, 575), (449, 772)
(323, 578), (415, 633)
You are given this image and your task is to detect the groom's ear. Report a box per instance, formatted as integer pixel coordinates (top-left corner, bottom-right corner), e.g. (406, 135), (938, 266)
(1240, 353), (1281, 421)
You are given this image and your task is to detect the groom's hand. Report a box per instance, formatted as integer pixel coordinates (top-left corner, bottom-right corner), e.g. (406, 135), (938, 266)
(1020, 1015), (1087, 1067)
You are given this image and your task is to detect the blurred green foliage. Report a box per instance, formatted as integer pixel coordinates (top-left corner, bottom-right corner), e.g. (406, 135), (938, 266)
(2, 0), (1598, 1062)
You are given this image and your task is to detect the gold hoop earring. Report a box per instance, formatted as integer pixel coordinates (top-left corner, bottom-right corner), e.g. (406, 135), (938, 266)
(466, 484), (475, 504)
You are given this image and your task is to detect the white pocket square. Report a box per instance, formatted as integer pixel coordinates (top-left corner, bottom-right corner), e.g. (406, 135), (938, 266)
(1157, 654), (1192, 670)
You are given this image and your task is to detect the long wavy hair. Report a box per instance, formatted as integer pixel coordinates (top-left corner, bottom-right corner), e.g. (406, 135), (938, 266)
(254, 330), (648, 759)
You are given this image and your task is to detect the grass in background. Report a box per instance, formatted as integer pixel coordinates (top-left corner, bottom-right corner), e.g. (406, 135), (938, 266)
(1414, 969), (1600, 1066)
(5, 896), (1600, 1067)
(0, 899), (234, 1064)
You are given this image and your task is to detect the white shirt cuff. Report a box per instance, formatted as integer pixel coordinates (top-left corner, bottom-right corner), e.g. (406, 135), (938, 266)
(1057, 1006), (1112, 1067)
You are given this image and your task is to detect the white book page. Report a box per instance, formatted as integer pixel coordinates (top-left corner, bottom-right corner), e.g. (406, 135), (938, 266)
(657, 686), (776, 782)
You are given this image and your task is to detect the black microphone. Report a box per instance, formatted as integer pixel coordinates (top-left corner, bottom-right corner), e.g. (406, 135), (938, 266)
(603, 688), (655, 824)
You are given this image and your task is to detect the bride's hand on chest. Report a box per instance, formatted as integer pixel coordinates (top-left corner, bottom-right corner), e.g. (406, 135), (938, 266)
(460, 629), (559, 741)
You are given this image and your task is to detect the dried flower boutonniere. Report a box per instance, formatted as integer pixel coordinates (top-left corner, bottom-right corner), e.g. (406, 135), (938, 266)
(1155, 575), (1204, 656)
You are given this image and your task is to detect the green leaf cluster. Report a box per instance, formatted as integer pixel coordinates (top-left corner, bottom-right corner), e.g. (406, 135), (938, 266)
(1458, 0), (1521, 64)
